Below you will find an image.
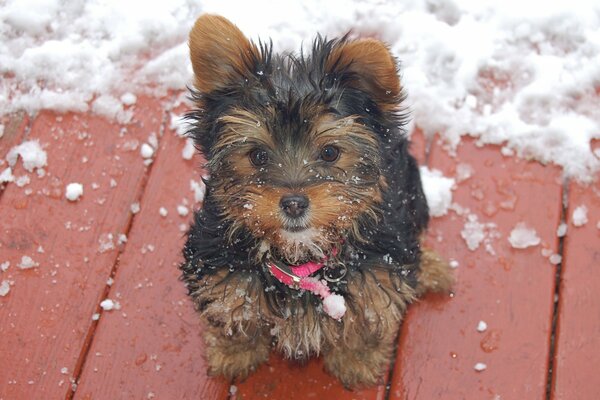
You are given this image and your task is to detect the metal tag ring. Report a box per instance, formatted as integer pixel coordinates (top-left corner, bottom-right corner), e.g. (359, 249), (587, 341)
(323, 264), (347, 283)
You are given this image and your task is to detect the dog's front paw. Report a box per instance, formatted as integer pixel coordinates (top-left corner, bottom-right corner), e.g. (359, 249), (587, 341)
(204, 328), (270, 381)
(323, 345), (390, 388)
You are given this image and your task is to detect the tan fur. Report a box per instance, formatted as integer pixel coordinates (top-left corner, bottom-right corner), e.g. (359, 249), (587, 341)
(415, 247), (455, 296)
(327, 39), (401, 111)
(188, 15), (258, 93)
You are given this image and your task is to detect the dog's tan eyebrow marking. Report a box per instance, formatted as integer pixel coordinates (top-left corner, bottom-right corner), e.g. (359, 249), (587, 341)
(217, 109), (274, 148)
(313, 115), (379, 146)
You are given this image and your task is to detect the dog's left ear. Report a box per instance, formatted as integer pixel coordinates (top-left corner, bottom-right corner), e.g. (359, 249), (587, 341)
(189, 14), (257, 93)
(327, 39), (401, 110)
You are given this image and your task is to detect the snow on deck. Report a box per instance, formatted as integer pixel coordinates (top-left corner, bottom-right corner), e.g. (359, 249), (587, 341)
(1, 1), (600, 399)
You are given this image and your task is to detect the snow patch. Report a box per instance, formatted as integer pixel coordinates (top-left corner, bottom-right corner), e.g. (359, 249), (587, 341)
(420, 166), (454, 217)
(0, 1), (598, 181)
(572, 205), (588, 227)
(100, 299), (120, 311)
(6, 140), (47, 172)
(18, 255), (38, 269)
(508, 222), (541, 249)
(556, 222), (567, 237)
(0, 280), (10, 297)
(65, 183), (83, 201)
(140, 143), (154, 159)
(474, 362), (487, 372)
(0, 168), (15, 184)
(477, 320), (488, 332)
(182, 138), (195, 160)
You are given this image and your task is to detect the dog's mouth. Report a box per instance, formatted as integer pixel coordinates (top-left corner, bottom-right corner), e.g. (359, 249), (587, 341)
(281, 216), (311, 233)
(283, 225), (309, 233)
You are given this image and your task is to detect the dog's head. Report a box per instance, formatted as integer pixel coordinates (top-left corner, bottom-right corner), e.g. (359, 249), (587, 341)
(187, 15), (406, 264)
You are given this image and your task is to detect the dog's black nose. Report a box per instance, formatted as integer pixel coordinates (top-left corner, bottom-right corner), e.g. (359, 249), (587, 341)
(280, 194), (309, 218)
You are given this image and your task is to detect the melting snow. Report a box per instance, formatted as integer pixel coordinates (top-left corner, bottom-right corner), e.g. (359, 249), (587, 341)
(18, 255), (39, 269)
(140, 143), (154, 159)
(0, 280), (10, 297)
(0, 168), (14, 184)
(100, 299), (120, 311)
(182, 138), (195, 160)
(556, 222), (568, 237)
(474, 362), (487, 372)
(508, 222), (541, 249)
(65, 182), (83, 201)
(420, 166), (454, 217)
(572, 205), (589, 227)
(477, 320), (488, 332)
(6, 140), (47, 172)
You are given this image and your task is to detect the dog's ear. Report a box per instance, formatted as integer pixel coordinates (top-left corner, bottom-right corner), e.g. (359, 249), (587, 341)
(189, 14), (257, 93)
(327, 39), (401, 110)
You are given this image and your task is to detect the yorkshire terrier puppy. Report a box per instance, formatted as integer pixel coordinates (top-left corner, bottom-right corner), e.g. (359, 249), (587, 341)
(180, 14), (453, 388)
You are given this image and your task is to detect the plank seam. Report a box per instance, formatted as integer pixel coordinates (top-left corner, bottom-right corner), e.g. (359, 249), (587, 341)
(64, 106), (171, 400)
(545, 178), (569, 400)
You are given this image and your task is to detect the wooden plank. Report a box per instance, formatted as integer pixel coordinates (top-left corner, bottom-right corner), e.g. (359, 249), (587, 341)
(74, 111), (230, 400)
(390, 137), (563, 399)
(233, 129), (427, 400)
(0, 98), (162, 399)
(0, 111), (28, 159)
(551, 179), (600, 400)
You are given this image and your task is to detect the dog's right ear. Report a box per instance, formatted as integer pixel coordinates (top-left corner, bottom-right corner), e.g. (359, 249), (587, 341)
(189, 14), (257, 93)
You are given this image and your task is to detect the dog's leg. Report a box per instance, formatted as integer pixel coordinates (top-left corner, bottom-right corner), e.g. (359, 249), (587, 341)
(323, 306), (400, 388)
(322, 269), (414, 388)
(415, 247), (454, 296)
(203, 321), (270, 381)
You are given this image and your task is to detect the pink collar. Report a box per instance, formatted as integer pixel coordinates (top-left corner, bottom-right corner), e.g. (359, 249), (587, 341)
(266, 249), (346, 320)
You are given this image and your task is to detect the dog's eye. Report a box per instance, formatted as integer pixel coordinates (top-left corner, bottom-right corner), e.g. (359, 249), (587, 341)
(249, 148), (269, 166)
(320, 145), (340, 162)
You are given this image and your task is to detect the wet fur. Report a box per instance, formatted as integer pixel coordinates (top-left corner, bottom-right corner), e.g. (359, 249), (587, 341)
(180, 14), (453, 388)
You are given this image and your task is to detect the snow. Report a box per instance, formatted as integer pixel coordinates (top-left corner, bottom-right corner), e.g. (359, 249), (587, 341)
(190, 179), (206, 203)
(100, 299), (120, 311)
(17, 255), (39, 269)
(420, 166), (454, 217)
(182, 138), (195, 160)
(140, 143), (154, 159)
(120, 92), (137, 105)
(1, 0), (599, 181)
(509, 222), (541, 249)
(477, 320), (488, 332)
(65, 182), (83, 201)
(556, 222), (568, 237)
(474, 362), (487, 372)
(0, 261), (9, 272)
(177, 205), (189, 216)
(461, 214), (487, 251)
(130, 202), (141, 214)
(0, 280), (10, 297)
(549, 254), (562, 265)
(0, 168), (14, 184)
(572, 205), (589, 227)
(6, 140), (47, 172)
(322, 293), (346, 320)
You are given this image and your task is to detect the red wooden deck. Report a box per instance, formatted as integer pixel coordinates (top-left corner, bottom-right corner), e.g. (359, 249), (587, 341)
(1, 99), (598, 400)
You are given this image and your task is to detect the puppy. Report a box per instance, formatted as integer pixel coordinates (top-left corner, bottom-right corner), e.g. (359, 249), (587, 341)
(180, 14), (453, 388)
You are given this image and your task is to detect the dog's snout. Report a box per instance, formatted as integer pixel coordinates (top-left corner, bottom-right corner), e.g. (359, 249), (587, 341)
(279, 194), (309, 218)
